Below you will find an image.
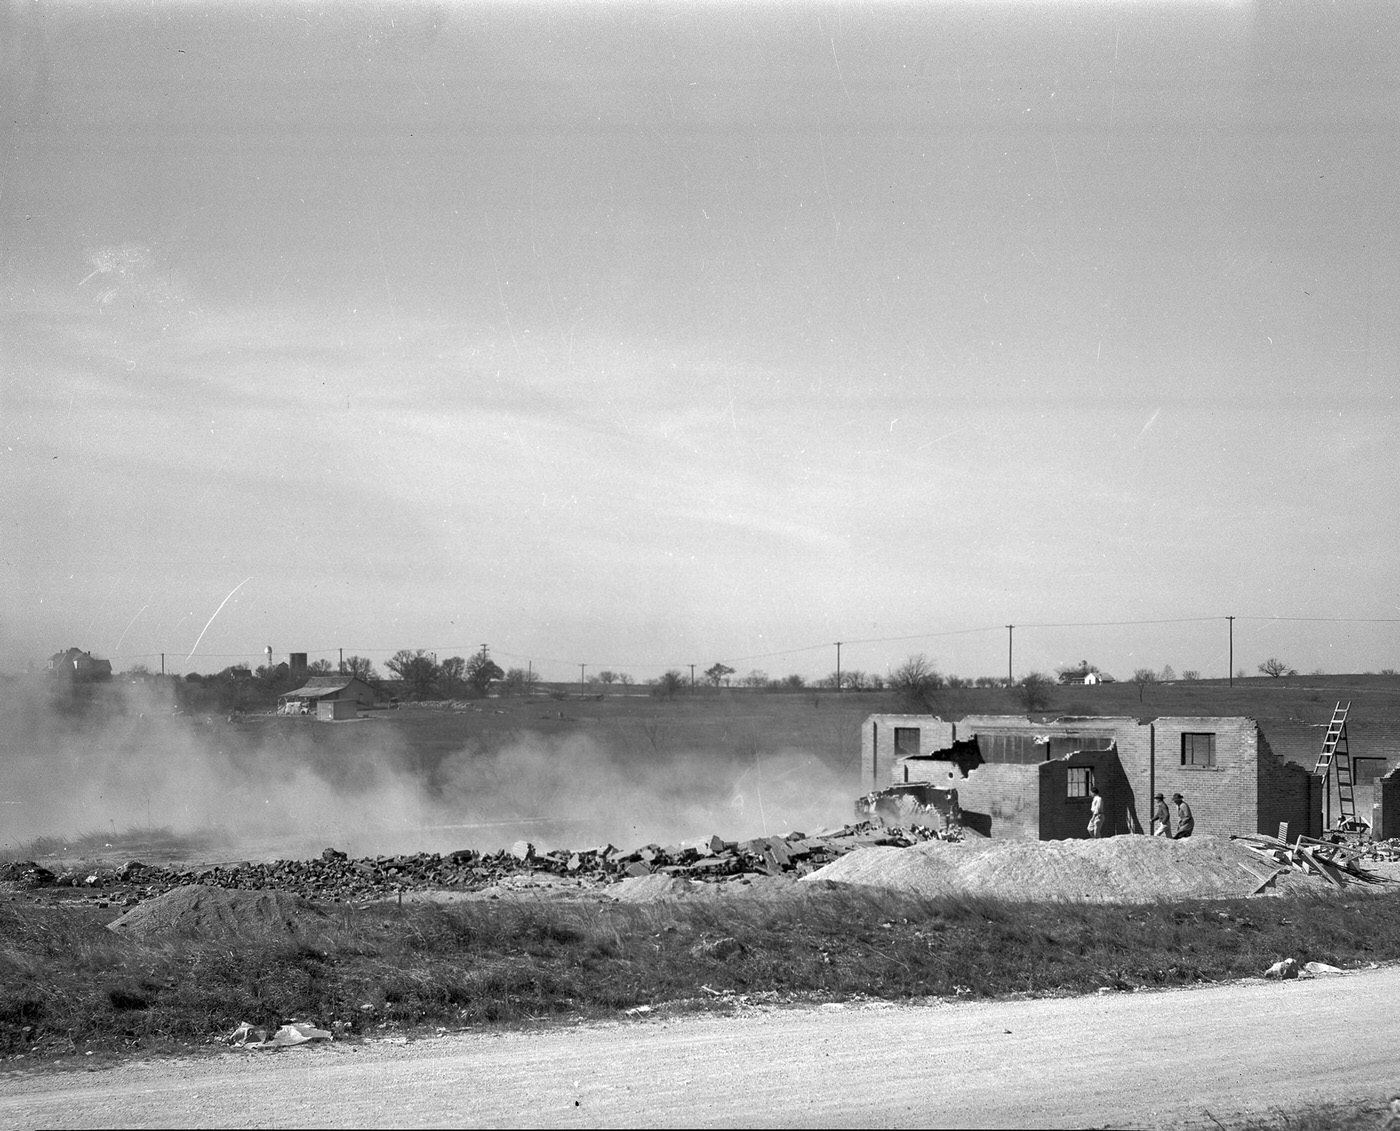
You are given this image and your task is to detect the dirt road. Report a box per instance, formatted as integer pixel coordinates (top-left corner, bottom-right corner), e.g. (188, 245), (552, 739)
(4, 969), (1395, 1129)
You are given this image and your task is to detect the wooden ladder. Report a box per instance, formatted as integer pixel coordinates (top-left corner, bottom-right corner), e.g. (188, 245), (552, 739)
(1312, 701), (1354, 824)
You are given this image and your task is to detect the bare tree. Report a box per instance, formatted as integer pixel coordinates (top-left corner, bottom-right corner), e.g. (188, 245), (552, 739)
(1130, 667), (1159, 702)
(653, 670), (686, 699)
(344, 655), (379, 681)
(889, 654), (944, 712)
(499, 667), (538, 696)
(740, 669), (769, 688)
(1181, 669), (1200, 682)
(387, 649), (439, 700)
(1258, 657), (1296, 678)
(309, 658), (334, 674)
(437, 656), (468, 697)
(1018, 671), (1055, 712)
(464, 651), (504, 695)
(704, 662), (735, 687)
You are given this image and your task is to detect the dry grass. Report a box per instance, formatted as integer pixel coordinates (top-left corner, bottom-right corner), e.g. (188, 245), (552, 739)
(5, 884), (1400, 1060)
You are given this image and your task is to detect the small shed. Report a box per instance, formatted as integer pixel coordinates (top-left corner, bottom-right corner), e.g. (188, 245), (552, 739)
(316, 698), (357, 722)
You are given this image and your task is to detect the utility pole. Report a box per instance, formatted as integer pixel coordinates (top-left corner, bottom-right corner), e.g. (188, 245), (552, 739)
(160, 653), (165, 676)
(526, 660), (533, 696)
(339, 647), (343, 673)
(1006, 626), (1014, 687)
(579, 663), (586, 695)
(689, 663), (696, 690)
(835, 642), (842, 692)
(1227, 616), (1235, 686)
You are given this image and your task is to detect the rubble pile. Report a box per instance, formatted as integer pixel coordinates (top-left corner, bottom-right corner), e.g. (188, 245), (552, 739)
(1231, 832), (1383, 888)
(1361, 839), (1400, 862)
(4, 822), (958, 904)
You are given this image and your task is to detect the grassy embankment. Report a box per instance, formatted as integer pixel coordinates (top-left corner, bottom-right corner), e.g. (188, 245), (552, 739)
(4, 883), (1400, 1060)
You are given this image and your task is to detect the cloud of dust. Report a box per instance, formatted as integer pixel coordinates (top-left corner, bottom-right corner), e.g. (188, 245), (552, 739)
(429, 731), (854, 853)
(0, 678), (857, 861)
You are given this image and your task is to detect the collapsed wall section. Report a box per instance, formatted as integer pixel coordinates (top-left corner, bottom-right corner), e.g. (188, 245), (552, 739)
(902, 757), (1041, 839)
(860, 715), (955, 795)
(1254, 729), (1323, 839)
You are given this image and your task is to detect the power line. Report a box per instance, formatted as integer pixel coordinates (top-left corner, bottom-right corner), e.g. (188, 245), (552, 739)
(89, 613), (1400, 672)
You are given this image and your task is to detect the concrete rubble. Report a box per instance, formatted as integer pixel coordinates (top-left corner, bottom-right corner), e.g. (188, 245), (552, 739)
(4, 822), (959, 905)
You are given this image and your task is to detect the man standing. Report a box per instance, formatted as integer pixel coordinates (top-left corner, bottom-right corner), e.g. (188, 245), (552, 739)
(1152, 793), (1171, 837)
(1087, 785), (1104, 838)
(1172, 792), (1194, 839)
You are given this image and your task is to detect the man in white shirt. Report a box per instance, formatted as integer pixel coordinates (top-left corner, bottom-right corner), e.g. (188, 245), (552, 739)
(1087, 785), (1104, 838)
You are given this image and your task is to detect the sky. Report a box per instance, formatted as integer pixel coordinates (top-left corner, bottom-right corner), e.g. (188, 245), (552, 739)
(2, 0), (1398, 685)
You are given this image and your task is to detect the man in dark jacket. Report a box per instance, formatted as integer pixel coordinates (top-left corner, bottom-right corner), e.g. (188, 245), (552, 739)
(1172, 793), (1195, 839)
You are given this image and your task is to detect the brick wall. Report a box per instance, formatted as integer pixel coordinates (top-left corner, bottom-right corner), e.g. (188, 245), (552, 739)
(1147, 718), (1258, 839)
(876, 712), (1316, 840)
(1373, 769), (1400, 839)
(958, 763), (1042, 839)
(1255, 730), (1323, 838)
(861, 715), (956, 794)
(1038, 750), (1142, 839)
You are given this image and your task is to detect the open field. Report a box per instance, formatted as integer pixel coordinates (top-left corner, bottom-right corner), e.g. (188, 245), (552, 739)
(4, 874), (1400, 1063)
(3, 672), (1400, 1079)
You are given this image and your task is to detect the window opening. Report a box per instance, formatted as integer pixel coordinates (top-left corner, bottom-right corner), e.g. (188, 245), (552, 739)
(1181, 733), (1216, 768)
(1067, 767), (1095, 799)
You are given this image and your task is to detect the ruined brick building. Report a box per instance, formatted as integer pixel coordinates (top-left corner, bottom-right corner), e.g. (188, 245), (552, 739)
(861, 713), (1322, 840)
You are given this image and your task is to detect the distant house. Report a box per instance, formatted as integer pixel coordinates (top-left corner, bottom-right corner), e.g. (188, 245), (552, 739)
(1058, 663), (1115, 685)
(277, 675), (391, 715)
(47, 647), (113, 682)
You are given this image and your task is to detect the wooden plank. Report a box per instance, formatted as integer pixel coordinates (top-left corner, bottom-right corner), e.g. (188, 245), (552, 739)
(1237, 861), (1272, 883)
(1249, 870), (1282, 895)
(1298, 848), (1346, 888)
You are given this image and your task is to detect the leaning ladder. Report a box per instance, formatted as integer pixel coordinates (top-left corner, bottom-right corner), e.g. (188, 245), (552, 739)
(1312, 701), (1353, 825)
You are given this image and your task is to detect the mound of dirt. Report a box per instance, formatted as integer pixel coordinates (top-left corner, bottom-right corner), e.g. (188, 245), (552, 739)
(802, 835), (1285, 904)
(609, 873), (838, 903)
(106, 885), (328, 939)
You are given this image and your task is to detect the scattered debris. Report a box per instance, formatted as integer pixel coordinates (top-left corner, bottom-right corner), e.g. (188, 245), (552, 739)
(854, 783), (962, 836)
(13, 822), (960, 904)
(689, 936), (745, 961)
(1231, 833), (1383, 887)
(227, 1020), (333, 1049)
(0, 861), (57, 888)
